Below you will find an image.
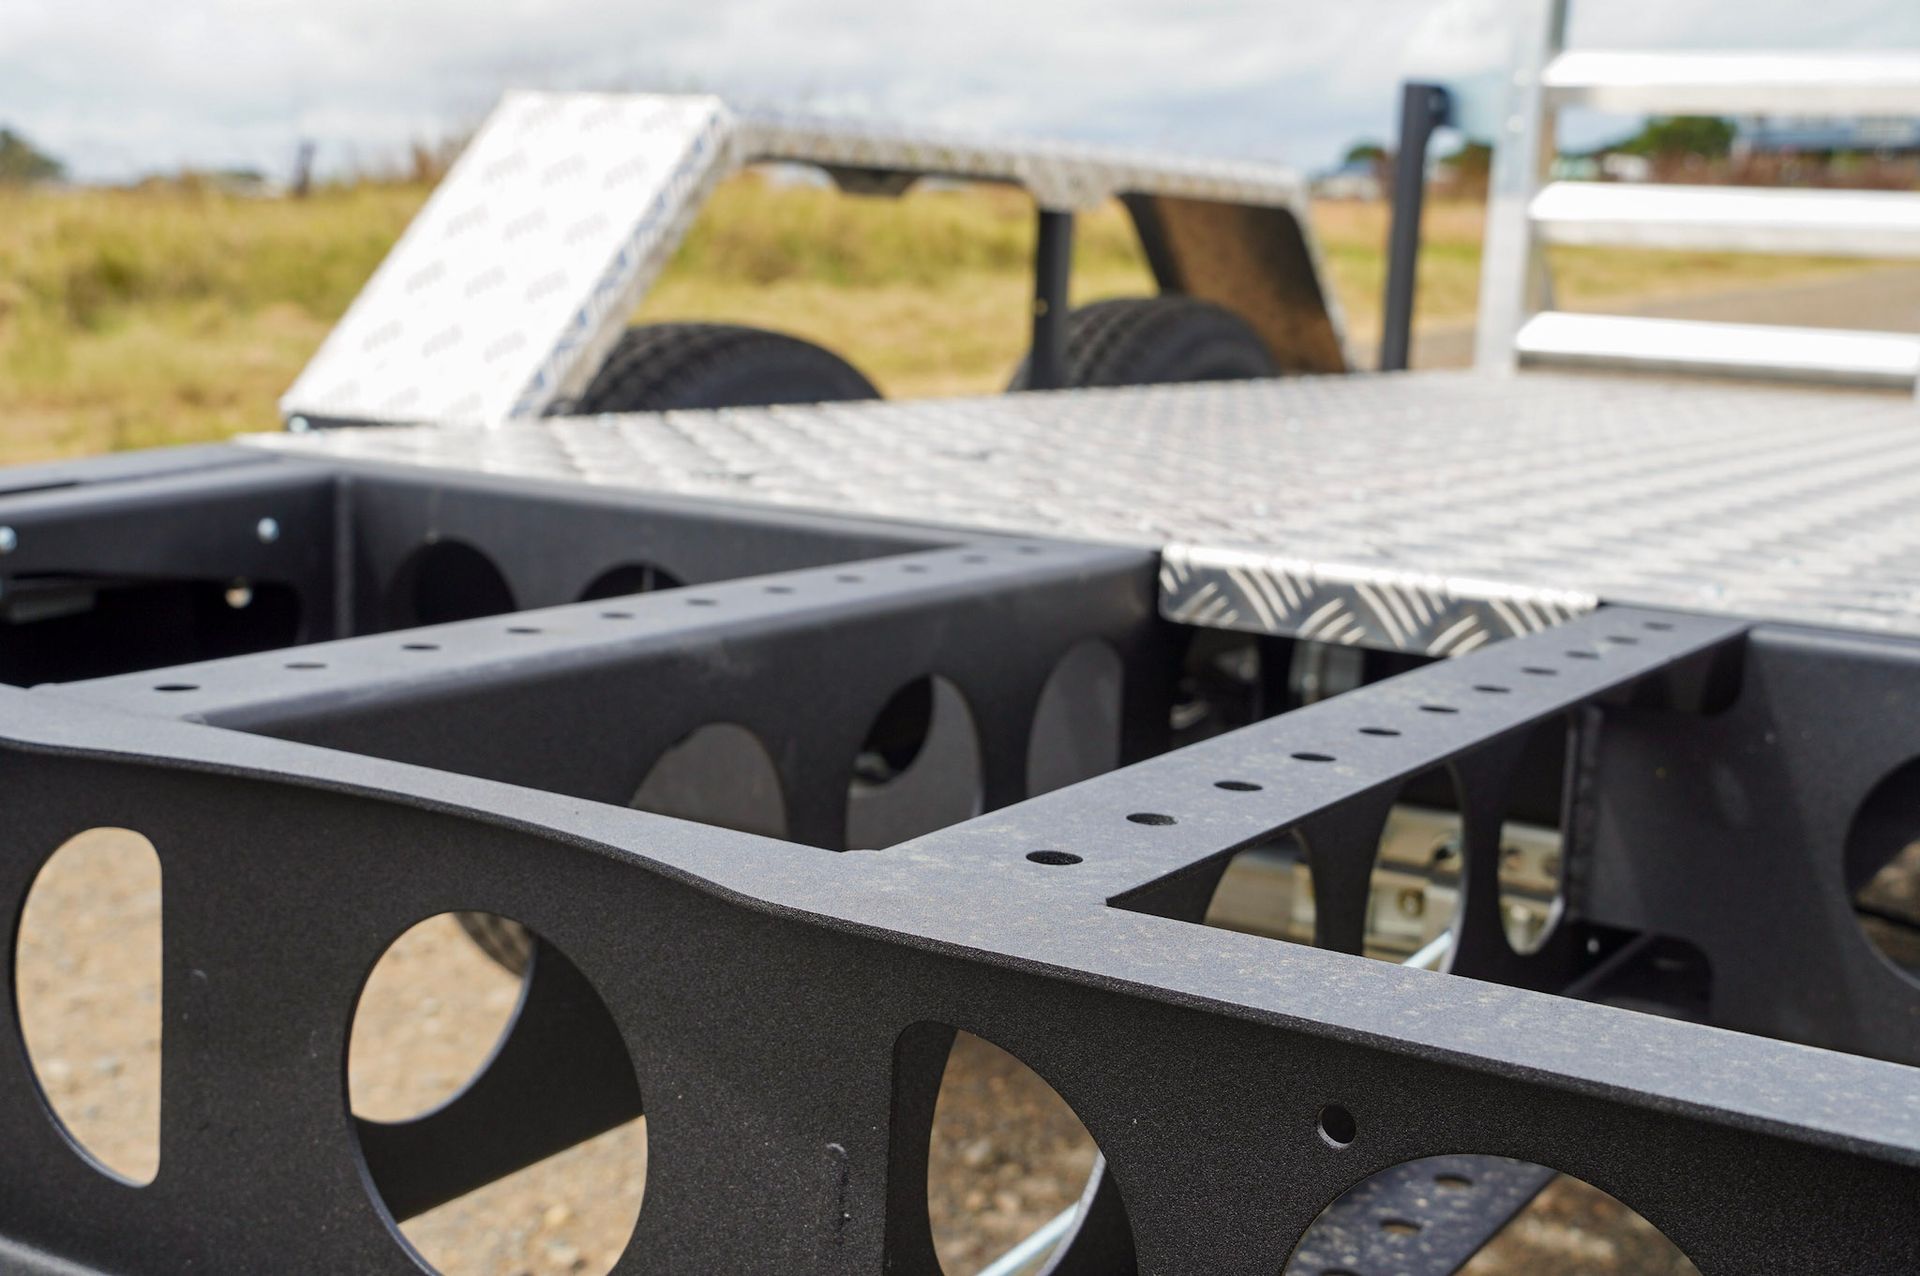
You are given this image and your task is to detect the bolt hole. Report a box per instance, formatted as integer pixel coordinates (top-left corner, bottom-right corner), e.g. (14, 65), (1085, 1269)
(402, 642), (439, 651)
(153, 683), (198, 693)
(285, 661), (325, 670)
(1291, 751), (1336, 763)
(1473, 684), (1510, 694)
(902, 564), (928, 574)
(1643, 620), (1675, 631)
(1419, 704), (1458, 714)
(1214, 780), (1262, 792)
(1318, 1103), (1357, 1147)
(837, 574), (863, 584)
(961, 554), (988, 564)
(686, 597), (718, 607)
(1016, 545), (1044, 555)
(1567, 650), (1600, 660)
(1606, 635), (1639, 645)
(1027, 850), (1082, 866)
(763, 585), (794, 595)
(1434, 1173), (1474, 1190)
(507, 626), (540, 635)
(1359, 726), (1401, 737)
(600, 611), (633, 620)
(1521, 666), (1557, 676)
(1127, 812), (1176, 827)
(1380, 1218), (1421, 1236)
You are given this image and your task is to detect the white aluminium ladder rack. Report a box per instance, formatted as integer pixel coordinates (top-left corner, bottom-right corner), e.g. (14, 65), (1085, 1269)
(1473, 0), (1920, 394)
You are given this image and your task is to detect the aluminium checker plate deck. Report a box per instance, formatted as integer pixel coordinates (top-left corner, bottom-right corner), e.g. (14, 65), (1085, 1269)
(255, 369), (1920, 655)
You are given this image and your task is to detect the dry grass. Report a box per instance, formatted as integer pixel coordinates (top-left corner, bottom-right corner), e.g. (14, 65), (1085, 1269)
(0, 177), (1878, 464)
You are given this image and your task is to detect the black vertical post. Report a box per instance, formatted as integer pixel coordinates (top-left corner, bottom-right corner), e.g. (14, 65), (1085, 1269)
(1028, 209), (1074, 391)
(1381, 82), (1452, 372)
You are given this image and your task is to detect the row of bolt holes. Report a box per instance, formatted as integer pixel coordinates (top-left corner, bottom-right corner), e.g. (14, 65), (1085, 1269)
(151, 549), (1041, 692)
(1022, 618), (1676, 870)
(1029, 619), (1679, 1241)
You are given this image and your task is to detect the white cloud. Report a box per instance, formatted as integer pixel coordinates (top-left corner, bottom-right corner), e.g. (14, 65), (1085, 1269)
(0, 0), (1914, 181)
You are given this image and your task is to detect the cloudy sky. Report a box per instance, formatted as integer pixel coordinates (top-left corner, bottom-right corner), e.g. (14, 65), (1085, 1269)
(4, 0), (1917, 183)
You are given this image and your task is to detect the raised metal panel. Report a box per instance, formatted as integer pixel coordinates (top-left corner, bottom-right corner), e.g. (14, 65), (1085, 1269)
(732, 107), (1315, 215)
(281, 92), (735, 428)
(280, 91), (1344, 429)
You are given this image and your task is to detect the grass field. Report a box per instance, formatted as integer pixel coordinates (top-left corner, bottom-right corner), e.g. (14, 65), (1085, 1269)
(0, 176), (1876, 463)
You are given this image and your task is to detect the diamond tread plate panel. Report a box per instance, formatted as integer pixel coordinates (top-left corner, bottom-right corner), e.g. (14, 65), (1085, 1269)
(253, 370), (1920, 653)
(733, 105), (1312, 212)
(282, 92), (734, 428)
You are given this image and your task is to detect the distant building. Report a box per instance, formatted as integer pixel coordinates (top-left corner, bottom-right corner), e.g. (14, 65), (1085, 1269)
(1600, 152), (1652, 182)
(1312, 159), (1382, 201)
(1733, 117), (1920, 158)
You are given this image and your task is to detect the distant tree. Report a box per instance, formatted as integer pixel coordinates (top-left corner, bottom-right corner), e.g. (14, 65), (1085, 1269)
(1343, 141), (1387, 166)
(1446, 140), (1494, 181)
(1611, 116), (1735, 160)
(0, 127), (64, 184)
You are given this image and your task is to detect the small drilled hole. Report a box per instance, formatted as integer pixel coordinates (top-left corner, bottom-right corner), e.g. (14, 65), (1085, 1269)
(153, 683), (198, 693)
(1359, 726), (1401, 737)
(1380, 1218), (1421, 1237)
(1567, 650), (1599, 660)
(763, 585), (793, 595)
(836, 574), (863, 584)
(1606, 635), (1639, 645)
(286, 661), (326, 670)
(902, 564), (928, 574)
(961, 554), (988, 564)
(1472, 684), (1510, 694)
(402, 642), (439, 651)
(508, 626), (541, 635)
(1420, 704), (1458, 714)
(1214, 780), (1262, 792)
(1434, 1173), (1473, 1191)
(1127, 812), (1176, 826)
(1291, 751), (1335, 763)
(686, 597), (718, 607)
(1521, 666), (1556, 676)
(1643, 620), (1675, 631)
(1026, 850), (1082, 866)
(1016, 545), (1044, 555)
(1318, 1103), (1356, 1147)
(600, 611), (632, 620)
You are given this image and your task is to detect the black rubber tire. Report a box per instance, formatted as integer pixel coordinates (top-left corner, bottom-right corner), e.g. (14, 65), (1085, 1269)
(457, 913), (535, 975)
(566, 322), (880, 413)
(1008, 296), (1278, 390)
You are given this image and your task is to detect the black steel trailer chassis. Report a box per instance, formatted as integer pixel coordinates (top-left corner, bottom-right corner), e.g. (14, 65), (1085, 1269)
(0, 444), (1915, 1275)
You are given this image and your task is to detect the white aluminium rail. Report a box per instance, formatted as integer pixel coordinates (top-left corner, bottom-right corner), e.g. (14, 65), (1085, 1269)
(1530, 182), (1920, 258)
(1475, 0), (1920, 395)
(1515, 313), (1920, 388)
(1542, 50), (1920, 116)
